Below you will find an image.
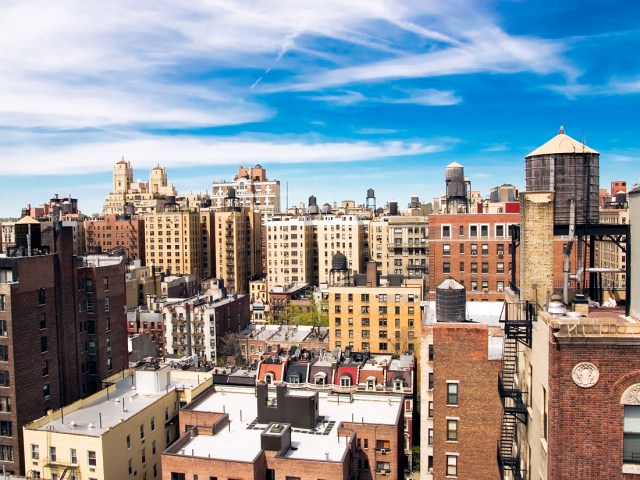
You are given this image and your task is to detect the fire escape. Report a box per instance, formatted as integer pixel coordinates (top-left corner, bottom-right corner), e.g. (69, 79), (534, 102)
(128, 216), (137, 261)
(497, 300), (534, 480)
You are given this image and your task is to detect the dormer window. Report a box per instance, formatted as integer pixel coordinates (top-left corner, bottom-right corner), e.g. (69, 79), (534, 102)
(340, 374), (352, 387)
(264, 372), (274, 384)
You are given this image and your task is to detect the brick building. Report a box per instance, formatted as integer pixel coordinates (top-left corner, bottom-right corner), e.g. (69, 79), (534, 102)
(421, 293), (504, 480)
(427, 212), (520, 301)
(0, 226), (127, 474)
(162, 383), (405, 480)
(85, 213), (145, 263)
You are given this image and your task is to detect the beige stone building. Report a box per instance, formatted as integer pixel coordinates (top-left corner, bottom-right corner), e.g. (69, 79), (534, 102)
(214, 207), (262, 294)
(595, 206), (628, 299)
(265, 214), (369, 288)
(328, 267), (424, 355)
(211, 164), (281, 213)
(103, 160), (177, 215)
(22, 364), (211, 480)
(369, 215), (428, 277)
(144, 210), (206, 281)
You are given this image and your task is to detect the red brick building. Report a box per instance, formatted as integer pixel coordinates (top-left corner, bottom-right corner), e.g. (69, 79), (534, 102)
(431, 323), (502, 480)
(85, 214), (145, 263)
(428, 212), (520, 301)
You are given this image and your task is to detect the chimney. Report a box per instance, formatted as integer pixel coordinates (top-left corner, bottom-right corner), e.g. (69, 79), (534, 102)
(366, 261), (378, 287)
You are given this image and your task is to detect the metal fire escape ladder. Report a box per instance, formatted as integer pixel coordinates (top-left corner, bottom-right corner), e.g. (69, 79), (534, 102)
(497, 301), (533, 480)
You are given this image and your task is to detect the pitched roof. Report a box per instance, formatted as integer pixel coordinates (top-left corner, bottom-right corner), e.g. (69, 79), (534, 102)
(527, 127), (599, 157)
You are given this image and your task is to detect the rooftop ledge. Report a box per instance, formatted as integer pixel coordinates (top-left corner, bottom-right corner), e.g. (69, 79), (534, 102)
(546, 313), (640, 344)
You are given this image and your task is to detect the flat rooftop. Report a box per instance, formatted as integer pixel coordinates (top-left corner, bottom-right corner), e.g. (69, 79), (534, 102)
(546, 308), (640, 343)
(29, 370), (201, 437)
(172, 386), (402, 463)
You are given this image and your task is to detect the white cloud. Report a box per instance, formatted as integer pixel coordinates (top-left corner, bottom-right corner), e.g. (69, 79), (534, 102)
(0, 133), (448, 176)
(549, 77), (640, 98)
(392, 89), (462, 106)
(356, 128), (399, 135)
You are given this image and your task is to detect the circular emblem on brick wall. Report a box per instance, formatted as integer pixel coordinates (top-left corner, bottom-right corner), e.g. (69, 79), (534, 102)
(572, 362), (599, 388)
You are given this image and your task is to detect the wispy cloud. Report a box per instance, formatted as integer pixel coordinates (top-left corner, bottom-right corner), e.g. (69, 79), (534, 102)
(549, 76), (640, 98)
(310, 88), (461, 106)
(481, 144), (509, 152)
(0, 133), (447, 176)
(356, 128), (399, 135)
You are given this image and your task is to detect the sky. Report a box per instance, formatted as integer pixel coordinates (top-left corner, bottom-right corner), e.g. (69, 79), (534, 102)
(1, 0), (640, 217)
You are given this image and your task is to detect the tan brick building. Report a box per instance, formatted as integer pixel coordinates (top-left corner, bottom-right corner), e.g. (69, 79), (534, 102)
(328, 266), (424, 355)
(211, 164), (281, 213)
(369, 215), (428, 277)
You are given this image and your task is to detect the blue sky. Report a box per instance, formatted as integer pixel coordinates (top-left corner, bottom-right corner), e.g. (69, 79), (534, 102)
(1, 0), (639, 217)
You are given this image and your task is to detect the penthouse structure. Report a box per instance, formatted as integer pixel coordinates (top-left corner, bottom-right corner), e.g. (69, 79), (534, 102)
(23, 363), (211, 480)
(103, 160), (177, 215)
(162, 382), (405, 480)
(211, 164), (281, 213)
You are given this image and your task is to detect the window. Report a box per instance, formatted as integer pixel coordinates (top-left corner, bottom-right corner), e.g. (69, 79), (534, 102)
(31, 444), (40, 460)
(107, 357), (113, 371)
(0, 445), (12, 461)
(481, 244), (489, 256)
(50, 446), (57, 462)
(40, 336), (47, 352)
(496, 225), (505, 237)
(428, 428), (434, 445)
(38, 288), (46, 305)
(446, 455), (458, 476)
(375, 462), (390, 473)
(447, 419), (458, 441)
(0, 321), (6, 336)
(0, 296), (4, 311)
(152, 440), (156, 455)
(88, 450), (97, 467)
(471, 262), (478, 274)
(0, 372), (10, 387)
(481, 225), (489, 237)
(340, 375), (351, 387)
(443, 262), (450, 274)
(471, 281), (478, 292)
(443, 244), (450, 256)
(0, 397), (10, 412)
(70, 448), (77, 464)
(428, 401), (434, 417)
(39, 313), (46, 329)
(428, 344), (434, 361)
(470, 244), (477, 255)
(103, 276), (109, 291)
(151, 417), (155, 431)
(379, 342), (388, 351)
(470, 225), (478, 237)
(170, 474), (185, 480)
(543, 386), (548, 440)
(141, 447), (146, 464)
(0, 421), (11, 436)
(43, 384), (50, 399)
(447, 382), (459, 405)
(104, 298), (110, 312)
(126, 435), (131, 449)
(442, 225), (451, 238)
(0, 347), (7, 362)
(482, 262), (489, 274)
(140, 424), (145, 440)
(429, 373), (434, 390)
(497, 262), (505, 274)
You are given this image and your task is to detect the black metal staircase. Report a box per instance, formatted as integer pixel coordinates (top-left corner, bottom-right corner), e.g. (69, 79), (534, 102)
(497, 301), (534, 480)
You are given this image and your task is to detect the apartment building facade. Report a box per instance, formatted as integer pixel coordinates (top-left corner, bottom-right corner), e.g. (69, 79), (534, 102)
(0, 227), (127, 474)
(428, 212), (520, 301)
(85, 214), (145, 263)
(369, 215), (428, 277)
(328, 267), (424, 355)
(211, 164), (281, 213)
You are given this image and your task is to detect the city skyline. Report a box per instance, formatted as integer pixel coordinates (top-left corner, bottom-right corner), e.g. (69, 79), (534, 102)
(1, 0), (639, 217)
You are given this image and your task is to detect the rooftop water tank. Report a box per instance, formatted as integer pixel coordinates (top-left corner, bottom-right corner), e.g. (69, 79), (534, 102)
(435, 278), (466, 322)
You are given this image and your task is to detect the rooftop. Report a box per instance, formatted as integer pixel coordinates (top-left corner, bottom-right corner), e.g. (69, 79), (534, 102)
(28, 367), (202, 437)
(172, 386), (402, 463)
(526, 127), (599, 157)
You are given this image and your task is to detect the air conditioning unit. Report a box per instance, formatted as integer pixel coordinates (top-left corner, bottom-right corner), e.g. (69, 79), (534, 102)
(498, 252), (504, 258)
(376, 470), (389, 475)
(483, 288), (489, 293)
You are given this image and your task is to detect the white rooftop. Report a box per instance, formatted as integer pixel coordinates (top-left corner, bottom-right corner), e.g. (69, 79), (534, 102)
(174, 386), (402, 463)
(31, 368), (200, 437)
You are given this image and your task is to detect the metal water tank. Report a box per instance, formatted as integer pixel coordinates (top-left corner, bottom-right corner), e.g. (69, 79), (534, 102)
(331, 252), (348, 271)
(445, 162), (467, 198)
(389, 202), (398, 215)
(308, 195), (317, 207)
(525, 127), (599, 224)
(435, 278), (466, 322)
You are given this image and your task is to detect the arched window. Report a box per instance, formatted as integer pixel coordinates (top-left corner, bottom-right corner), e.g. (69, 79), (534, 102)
(264, 372), (275, 385)
(621, 384), (640, 463)
(314, 372), (326, 386)
(367, 376), (376, 391)
(340, 374), (352, 387)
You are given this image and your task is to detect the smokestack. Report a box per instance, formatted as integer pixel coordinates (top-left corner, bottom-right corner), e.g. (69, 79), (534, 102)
(366, 261), (378, 287)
